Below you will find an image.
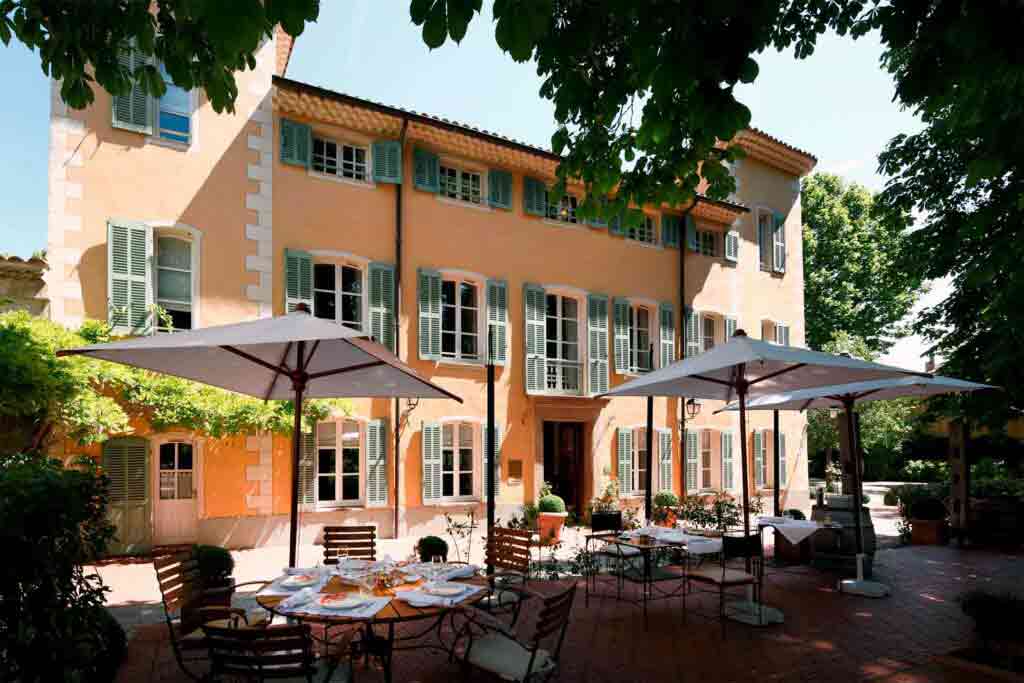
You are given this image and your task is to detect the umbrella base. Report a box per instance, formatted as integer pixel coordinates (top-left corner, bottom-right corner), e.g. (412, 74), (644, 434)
(838, 554), (890, 598)
(725, 600), (784, 626)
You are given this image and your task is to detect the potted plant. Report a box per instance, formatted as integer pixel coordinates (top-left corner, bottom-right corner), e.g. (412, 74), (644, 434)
(537, 482), (568, 544)
(909, 497), (949, 545)
(186, 545), (234, 632)
(415, 535), (449, 562)
(589, 480), (622, 532)
(950, 589), (1024, 675)
(652, 491), (680, 527)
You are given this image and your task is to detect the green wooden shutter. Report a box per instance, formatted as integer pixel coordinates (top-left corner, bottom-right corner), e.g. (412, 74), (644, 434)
(299, 428), (315, 505)
(108, 221), (152, 334)
(685, 430), (699, 493)
(684, 307), (701, 357)
(612, 298), (630, 374)
(524, 284), (546, 394)
(617, 428), (633, 496)
(661, 215), (681, 248)
(413, 147), (440, 192)
(284, 249), (313, 313)
(417, 269), (442, 361)
(754, 431), (765, 488)
(658, 429), (673, 493)
(112, 46), (153, 134)
(659, 302), (675, 368)
(522, 177), (546, 216)
(721, 431), (734, 491)
(486, 279), (508, 366)
(725, 316), (738, 340)
(102, 437), (151, 554)
(372, 140), (402, 184)
(773, 212), (786, 273)
(369, 262), (396, 351)
(778, 432), (787, 486)
(685, 215), (697, 251)
(422, 422), (442, 503)
(725, 230), (740, 262)
(587, 294), (609, 395)
(279, 118), (311, 168)
(483, 423), (502, 500)
(758, 213), (772, 270)
(366, 419), (388, 506)
(488, 170), (512, 209)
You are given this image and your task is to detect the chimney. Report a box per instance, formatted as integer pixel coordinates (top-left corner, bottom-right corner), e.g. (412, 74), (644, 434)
(275, 25), (296, 76)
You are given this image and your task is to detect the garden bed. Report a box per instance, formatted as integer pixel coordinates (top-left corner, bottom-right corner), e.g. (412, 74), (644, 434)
(936, 649), (1024, 682)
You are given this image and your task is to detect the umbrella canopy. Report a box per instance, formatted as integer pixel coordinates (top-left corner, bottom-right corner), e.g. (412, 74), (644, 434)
(58, 310), (461, 566)
(57, 311), (459, 401)
(718, 375), (995, 413)
(602, 334), (930, 401)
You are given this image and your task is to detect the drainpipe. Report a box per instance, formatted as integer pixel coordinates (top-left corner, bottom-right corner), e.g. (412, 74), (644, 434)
(677, 198), (697, 493)
(394, 118), (409, 539)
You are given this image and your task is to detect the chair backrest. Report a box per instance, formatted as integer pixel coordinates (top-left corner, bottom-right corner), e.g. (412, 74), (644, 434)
(530, 583), (577, 661)
(154, 550), (202, 620)
(322, 525), (376, 565)
(487, 527), (532, 575)
(722, 531), (762, 562)
(202, 623), (316, 682)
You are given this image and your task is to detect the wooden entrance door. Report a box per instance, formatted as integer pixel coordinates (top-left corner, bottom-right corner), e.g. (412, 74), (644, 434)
(543, 422), (584, 511)
(154, 441), (198, 545)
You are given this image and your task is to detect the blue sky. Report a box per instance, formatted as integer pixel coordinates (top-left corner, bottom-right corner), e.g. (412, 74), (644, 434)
(0, 3), (932, 366)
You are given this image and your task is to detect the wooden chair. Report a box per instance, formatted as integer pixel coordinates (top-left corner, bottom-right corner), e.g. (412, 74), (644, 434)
(476, 527), (532, 625)
(202, 622), (352, 682)
(153, 550), (271, 682)
(321, 525), (376, 565)
(456, 583), (577, 683)
(684, 531), (765, 636)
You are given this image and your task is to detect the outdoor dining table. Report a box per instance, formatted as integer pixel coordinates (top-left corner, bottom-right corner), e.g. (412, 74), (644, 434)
(255, 562), (487, 683)
(757, 516), (844, 566)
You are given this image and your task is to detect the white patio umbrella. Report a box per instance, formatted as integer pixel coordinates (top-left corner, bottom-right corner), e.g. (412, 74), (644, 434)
(721, 374), (994, 597)
(58, 309), (461, 566)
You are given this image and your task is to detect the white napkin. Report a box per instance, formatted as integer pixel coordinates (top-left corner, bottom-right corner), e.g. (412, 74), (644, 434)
(437, 564), (479, 581)
(396, 583), (484, 608)
(283, 566), (319, 576)
(279, 587), (317, 611)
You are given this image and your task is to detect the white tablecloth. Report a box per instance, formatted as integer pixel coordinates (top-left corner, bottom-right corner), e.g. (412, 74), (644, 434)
(619, 527), (723, 554)
(394, 583), (485, 608)
(278, 589), (392, 620)
(758, 518), (822, 545)
(257, 570), (332, 597)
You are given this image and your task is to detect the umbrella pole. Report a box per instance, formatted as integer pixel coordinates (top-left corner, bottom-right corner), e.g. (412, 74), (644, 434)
(486, 357), (495, 576)
(645, 395), (654, 521)
(737, 370), (752, 574)
(288, 341), (307, 569)
(773, 409), (781, 517)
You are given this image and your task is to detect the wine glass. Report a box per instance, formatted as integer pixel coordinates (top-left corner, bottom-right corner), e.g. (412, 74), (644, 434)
(430, 554), (444, 582)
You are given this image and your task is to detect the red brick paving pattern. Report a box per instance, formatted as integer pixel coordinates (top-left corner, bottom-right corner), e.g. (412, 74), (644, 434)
(116, 545), (1021, 682)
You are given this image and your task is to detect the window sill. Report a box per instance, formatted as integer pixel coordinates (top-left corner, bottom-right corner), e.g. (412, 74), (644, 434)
(431, 357), (486, 369)
(622, 239), (663, 251)
(423, 498), (481, 507)
(145, 135), (193, 153)
(308, 169), (376, 189)
(542, 218), (587, 231)
(527, 390), (588, 399)
(436, 195), (493, 213)
(304, 503), (366, 512)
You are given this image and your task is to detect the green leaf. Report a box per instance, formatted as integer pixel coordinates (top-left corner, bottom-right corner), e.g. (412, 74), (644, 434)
(738, 57), (759, 83)
(422, 1), (448, 48)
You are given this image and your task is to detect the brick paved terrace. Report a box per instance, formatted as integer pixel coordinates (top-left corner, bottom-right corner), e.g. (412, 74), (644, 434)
(103, 542), (1022, 682)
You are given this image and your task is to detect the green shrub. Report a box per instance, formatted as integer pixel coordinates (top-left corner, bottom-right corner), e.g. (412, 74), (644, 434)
(784, 508), (806, 520)
(909, 497), (947, 521)
(653, 491), (679, 508)
(958, 589), (1024, 649)
(415, 535), (449, 562)
(194, 544), (234, 585)
(883, 489), (899, 506)
(899, 459), (949, 483)
(0, 454), (121, 682)
(971, 478), (1024, 500)
(538, 493), (566, 514)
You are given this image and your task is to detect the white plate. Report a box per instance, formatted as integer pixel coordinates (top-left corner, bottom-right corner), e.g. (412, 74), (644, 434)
(281, 574), (319, 589)
(423, 583), (465, 598)
(317, 594), (369, 611)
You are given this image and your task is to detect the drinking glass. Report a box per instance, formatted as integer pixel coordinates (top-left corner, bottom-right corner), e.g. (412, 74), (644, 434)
(430, 555), (444, 581)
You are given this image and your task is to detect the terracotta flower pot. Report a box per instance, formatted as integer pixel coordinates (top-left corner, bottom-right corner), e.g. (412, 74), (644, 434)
(538, 512), (568, 545)
(910, 518), (949, 545)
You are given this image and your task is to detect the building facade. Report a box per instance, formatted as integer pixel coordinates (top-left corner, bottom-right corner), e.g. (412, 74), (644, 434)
(45, 31), (816, 553)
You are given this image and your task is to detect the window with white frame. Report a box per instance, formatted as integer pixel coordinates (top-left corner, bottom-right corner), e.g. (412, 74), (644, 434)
(157, 63), (191, 145)
(315, 420), (361, 505)
(628, 304), (653, 373)
(633, 428), (649, 494)
(312, 137), (369, 182)
(442, 423), (475, 499)
(700, 430), (713, 489)
(545, 294), (581, 393)
(440, 278), (481, 361)
(625, 214), (658, 245)
(758, 212), (773, 271)
(158, 441), (193, 500)
(155, 234), (193, 331)
(313, 263), (364, 332)
(440, 164), (483, 204)
(702, 315), (716, 351)
(697, 229), (717, 256)
(546, 193), (579, 223)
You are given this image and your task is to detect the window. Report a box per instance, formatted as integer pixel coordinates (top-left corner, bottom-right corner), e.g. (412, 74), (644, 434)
(316, 420), (361, 505)
(626, 215), (657, 244)
(313, 263), (363, 332)
(442, 423), (475, 499)
(629, 305), (652, 373)
(545, 294), (581, 393)
(633, 429), (648, 494)
(158, 442), (193, 500)
(312, 137), (368, 181)
(440, 164), (482, 204)
(758, 212), (773, 272)
(546, 193), (578, 223)
(155, 235), (192, 331)
(157, 63), (191, 145)
(441, 278), (480, 361)
(698, 230), (716, 256)
(700, 430), (712, 489)
(702, 315), (715, 351)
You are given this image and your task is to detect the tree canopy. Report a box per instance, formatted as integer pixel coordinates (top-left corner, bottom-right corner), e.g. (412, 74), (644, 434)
(802, 172), (923, 354)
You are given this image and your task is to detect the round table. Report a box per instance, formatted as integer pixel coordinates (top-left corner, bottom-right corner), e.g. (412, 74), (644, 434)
(256, 570), (487, 683)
